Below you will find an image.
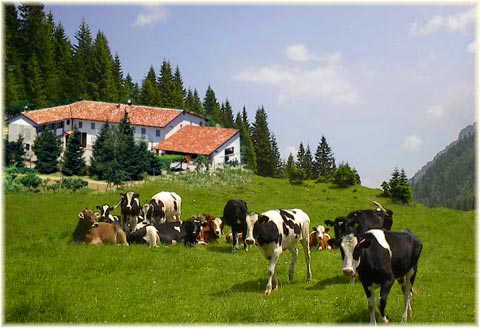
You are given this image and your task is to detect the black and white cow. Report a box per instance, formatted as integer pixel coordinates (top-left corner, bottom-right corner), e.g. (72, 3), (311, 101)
(147, 191), (182, 225)
(126, 221), (160, 247)
(179, 219), (203, 247)
(245, 209), (312, 296)
(330, 229), (423, 324)
(155, 221), (182, 245)
(118, 191), (141, 234)
(222, 199), (248, 253)
(96, 204), (120, 225)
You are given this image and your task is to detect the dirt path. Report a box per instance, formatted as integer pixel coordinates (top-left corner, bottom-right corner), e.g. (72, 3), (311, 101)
(37, 175), (155, 192)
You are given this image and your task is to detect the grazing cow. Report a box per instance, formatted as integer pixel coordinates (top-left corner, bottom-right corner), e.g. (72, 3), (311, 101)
(309, 225), (332, 251)
(222, 199), (248, 253)
(96, 204), (120, 225)
(126, 221), (160, 247)
(245, 209), (312, 295)
(147, 191), (182, 225)
(72, 208), (128, 245)
(225, 231), (244, 244)
(118, 191), (141, 234)
(330, 229), (423, 324)
(180, 219), (203, 246)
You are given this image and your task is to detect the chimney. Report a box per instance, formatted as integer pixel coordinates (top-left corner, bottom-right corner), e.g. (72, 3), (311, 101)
(127, 99), (132, 106)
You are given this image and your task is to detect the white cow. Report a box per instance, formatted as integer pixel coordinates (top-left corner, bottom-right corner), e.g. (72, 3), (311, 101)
(147, 192), (182, 225)
(245, 209), (312, 295)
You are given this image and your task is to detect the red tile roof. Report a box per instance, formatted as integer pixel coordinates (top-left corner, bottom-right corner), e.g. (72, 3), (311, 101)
(155, 125), (239, 156)
(20, 100), (189, 128)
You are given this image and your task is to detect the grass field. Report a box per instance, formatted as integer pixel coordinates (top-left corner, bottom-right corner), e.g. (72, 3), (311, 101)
(4, 170), (476, 323)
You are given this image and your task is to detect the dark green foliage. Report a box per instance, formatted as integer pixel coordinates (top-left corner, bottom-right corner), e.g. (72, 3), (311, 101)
(157, 60), (175, 107)
(140, 66), (160, 106)
(412, 132), (474, 210)
(193, 155), (210, 172)
(72, 19), (93, 100)
(61, 177), (88, 193)
(19, 172), (42, 191)
(32, 130), (62, 174)
(333, 162), (361, 188)
(288, 166), (305, 185)
(61, 127), (86, 176)
(383, 167), (412, 204)
(4, 136), (26, 168)
(314, 135), (336, 180)
(221, 100), (235, 128)
(171, 65), (186, 108)
(156, 154), (184, 171)
(203, 85), (221, 125)
(270, 133), (283, 178)
(251, 106), (275, 177)
(90, 31), (115, 101)
(234, 111), (257, 172)
(284, 153), (295, 179)
(112, 53), (124, 102)
(3, 166), (23, 193)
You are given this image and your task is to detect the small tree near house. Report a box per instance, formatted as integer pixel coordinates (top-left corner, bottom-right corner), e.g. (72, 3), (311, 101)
(32, 129), (62, 174)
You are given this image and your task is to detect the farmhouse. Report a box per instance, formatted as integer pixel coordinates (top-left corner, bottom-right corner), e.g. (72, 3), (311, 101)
(7, 100), (241, 168)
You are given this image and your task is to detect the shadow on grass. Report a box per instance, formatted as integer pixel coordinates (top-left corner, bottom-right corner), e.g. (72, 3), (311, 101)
(210, 278), (266, 297)
(336, 309), (369, 324)
(206, 244), (232, 253)
(306, 275), (351, 291)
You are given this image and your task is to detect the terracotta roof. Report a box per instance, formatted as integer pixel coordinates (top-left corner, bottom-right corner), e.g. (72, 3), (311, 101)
(20, 100), (190, 128)
(155, 125), (239, 156)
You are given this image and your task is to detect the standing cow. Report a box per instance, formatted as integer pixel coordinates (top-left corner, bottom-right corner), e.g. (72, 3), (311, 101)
(330, 229), (422, 324)
(245, 209), (312, 295)
(147, 191), (182, 225)
(117, 191), (141, 234)
(222, 199), (248, 253)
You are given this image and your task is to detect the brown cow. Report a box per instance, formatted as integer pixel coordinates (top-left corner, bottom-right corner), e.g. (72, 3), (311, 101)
(73, 208), (128, 245)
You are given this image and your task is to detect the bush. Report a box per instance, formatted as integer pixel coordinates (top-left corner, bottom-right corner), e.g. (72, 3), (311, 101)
(4, 167), (23, 193)
(156, 155), (184, 170)
(333, 162), (360, 188)
(62, 177), (88, 193)
(19, 172), (42, 191)
(288, 167), (305, 186)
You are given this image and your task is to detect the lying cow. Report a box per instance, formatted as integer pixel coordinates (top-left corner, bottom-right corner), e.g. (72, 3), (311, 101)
(72, 208), (128, 245)
(330, 229), (423, 324)
(309, 225), (331, 251)
(155, 221), (182, 245)
(96, 204), (120, 225)
(223, 199), (248, 253)
(225, 231), (244, 244)
(127, 221), (160, 247)
(180, 219), (203, 247)
(147, 191), (182, 224)
(117, 191), (141, 234)
(245, 209), (312, 296)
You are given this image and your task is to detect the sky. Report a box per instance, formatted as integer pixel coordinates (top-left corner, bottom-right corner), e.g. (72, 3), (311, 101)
(42, 2), (476, 188)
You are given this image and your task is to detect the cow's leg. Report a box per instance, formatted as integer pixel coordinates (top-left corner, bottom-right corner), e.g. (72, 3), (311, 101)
(363, 285), (377, 325)
(400, 268), (417, 322)
(300, 238), (312, 282)
(120, 215), (127, 233)
(232, 229), (238, 253)
(288, 246), (298, 281)
(378, 279), (394, 324)
(265, 248), (281, 296)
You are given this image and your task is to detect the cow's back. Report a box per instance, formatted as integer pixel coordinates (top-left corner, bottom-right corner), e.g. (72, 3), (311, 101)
(92, 222), (128, 245)
(223, 199), (247, 226)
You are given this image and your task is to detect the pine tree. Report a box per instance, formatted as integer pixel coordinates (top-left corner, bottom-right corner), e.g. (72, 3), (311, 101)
(112, 53), (124, 102)
(122, 74), (135, 103)
(53, 22), (76, 103)
(314, 135), (336, 180)
(72, 19), (93, 99)
(296, 142), (306, 169)
(222, 99), (235, 128)
(192, 89), (205, 115)
(184, 88), (195, 111)
(61, 127), (86, 176)
(90, 121), (114, 180)
(158, 59), (175, 107)
(140, 66), (160, 106)
(171, 65), (186, 108)
(285, 153), (295, 178)
(252, 106), (274, 177)
(203, 85), (221, 125)
(234, 112), (257, 172)
(90, 30), (115, 101)
(387, 167), (412, 204)
(333, 162), (360, 188)
(303, 145), (315, 180)
(5, 135), (26, 168)
(26, 54), (47, 107)
(270, 133), (283, 178)
(43, 11), (58, 103)
(33, 129), (62, 174)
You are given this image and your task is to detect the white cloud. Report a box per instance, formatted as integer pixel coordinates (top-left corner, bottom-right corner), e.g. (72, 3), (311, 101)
(426, 104), (446, 118)
(282, 146), (298, 161)
(234, 45), (362, 106)
(467, 40), (476, 53)
(132, 5), (168, 27)
(401, 135), (423, 152)
(409, 7), (475, 36)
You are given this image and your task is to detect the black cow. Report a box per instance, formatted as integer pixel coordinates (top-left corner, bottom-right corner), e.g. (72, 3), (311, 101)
(127, 222), (160, 247)
(331, 229), (423, 324)
(180, 220), (203, 247)
(222, 199), (248, 253)
(118, 191), (141, 234)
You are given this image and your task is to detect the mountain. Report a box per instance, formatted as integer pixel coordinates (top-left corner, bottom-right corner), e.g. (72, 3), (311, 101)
(411, 123), (475, 211)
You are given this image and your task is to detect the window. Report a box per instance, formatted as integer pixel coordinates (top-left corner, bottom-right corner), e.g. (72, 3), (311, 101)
(91, 122), (95, 130)
(66, 119), (70, 125)
(80, 132), (87, 148)
(156, 130), (161, 137)
(25, 144), (30, 151)
(199, 122), (203, 127)
(141, 127), (146, 135)
(132, 127), (136, 133)
(79, 121), (83, 128)
(48, 123), (54, 130)
(56, 121), (64, 129)
(225, 147), (234, 156)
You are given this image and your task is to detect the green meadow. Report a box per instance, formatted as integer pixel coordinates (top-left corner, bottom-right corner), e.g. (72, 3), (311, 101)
(4, 170), (476, 323)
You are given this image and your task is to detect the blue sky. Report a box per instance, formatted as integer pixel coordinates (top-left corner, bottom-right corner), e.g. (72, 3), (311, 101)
(45, 3), (476, 188)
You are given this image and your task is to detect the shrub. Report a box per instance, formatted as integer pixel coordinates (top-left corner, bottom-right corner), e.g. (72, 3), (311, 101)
(19, 172), (42, 191)
(333, 162), (361, 188)
(62, 177), (88, 193)
(4, 167), (23, 193)
(288, 167), (305, 186)
(157, 155), (185, 171)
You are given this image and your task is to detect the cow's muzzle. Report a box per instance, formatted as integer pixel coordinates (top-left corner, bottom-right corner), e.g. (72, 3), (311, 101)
(245, 238), (255, 246)
(343, 268), (354, 276)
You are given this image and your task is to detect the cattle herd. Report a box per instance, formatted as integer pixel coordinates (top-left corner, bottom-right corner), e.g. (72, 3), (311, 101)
(72, 191), (423, 324)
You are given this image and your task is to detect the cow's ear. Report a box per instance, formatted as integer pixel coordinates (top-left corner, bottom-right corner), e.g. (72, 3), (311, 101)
(134, 193), (140, 198)
(325, 227), (330, 233)
(96, 205), (101, 210)
(120, 193), (125, 197)
(94, 212), (101, 219)
(327, 238), (341, 249)
(324, 220), (334, 226)
(78, 212), (84, 219)
(109, 206), (115, 211)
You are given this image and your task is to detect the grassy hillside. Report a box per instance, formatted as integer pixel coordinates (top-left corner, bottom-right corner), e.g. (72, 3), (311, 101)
(4, 171), (475, 323)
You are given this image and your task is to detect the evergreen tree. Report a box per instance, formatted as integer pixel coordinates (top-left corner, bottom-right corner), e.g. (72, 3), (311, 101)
(303, 145), (315, 179)
(333, 162), (360, 188)
(158, 59), (175, 107)
(171, 65), (186, 108)
(222, 99), (235, 128)
(33, 129), (62, 174)
(90, 121), (114, 180)
(5, 135), (26, 168)
(252, 106), (274, 177)
(388, 168), (412, 204)
(53, 21), (76, 103)
(140, 66), (160, 106)
(112, 53), (124, 102)
(203, 85), (221, 125)
(61, 127), (86, 176)
(42, 11), (58, 103)
(26, 54), (47, 107)
(90, 30), (115, 101)
(192, 89), (205, 115)
(314, 135), (336, 180)
(184, 88), (195, 111)
(72, 19), (93, 99)
(296, 142), (306, 169)
(270, 133), (283, 178)
(284, 153), (295, 179)
(234, 112), (257, 172)
(122, 74), (135, 103)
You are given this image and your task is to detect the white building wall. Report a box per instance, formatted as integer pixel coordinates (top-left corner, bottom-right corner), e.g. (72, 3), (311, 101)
(7, 116), (37, 147)
(210, 133), (241, 169)
(164, 112), (205, 139)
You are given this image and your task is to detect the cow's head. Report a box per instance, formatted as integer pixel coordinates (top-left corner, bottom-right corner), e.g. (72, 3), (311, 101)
(147, 199), (165, 223)
(245, 212), (259, 246)
(325, 217), (357, 239)
(96, 204), (115, 222)
(78, 208), (98, 228)
(311, 225), (329, 242)
(212, 217), (224, 237)
(120, 191), (140, 213)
